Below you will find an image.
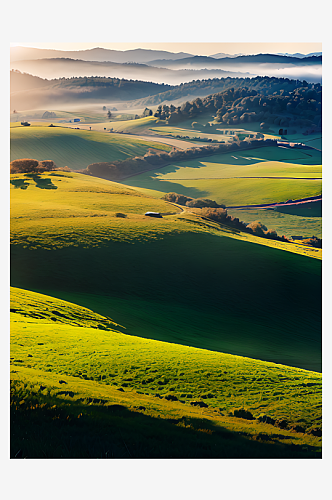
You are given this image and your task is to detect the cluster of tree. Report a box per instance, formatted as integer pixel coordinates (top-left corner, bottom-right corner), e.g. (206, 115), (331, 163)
(301, 236), (322, 248)
(152, 80), (321, 131)
(10, 158), (70, 174)
(142, 107), (153, 117)
(159, 194), (289, 242)
(42, 111), (56, 118)
(135, 76), (318, 108)
(199, 208), (288, 242)
(161, 192), (225, 208)
(83, 138), (275, 181)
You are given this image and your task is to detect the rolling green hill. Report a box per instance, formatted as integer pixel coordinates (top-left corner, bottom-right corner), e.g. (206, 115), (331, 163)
(10, 172), (321, 372)
(121, 146), (322, 206)
(227, 208), (322, 239)
(10, 287), (321, 458)
(10, 125), (171, 170)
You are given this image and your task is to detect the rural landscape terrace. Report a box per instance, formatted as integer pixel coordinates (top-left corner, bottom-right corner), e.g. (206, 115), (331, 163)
(10, 43), (322, 459)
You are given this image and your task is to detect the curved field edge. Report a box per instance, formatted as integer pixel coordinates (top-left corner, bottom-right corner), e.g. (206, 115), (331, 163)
(10, 125), (171, 170)
(10, 172), (321, 259)
(10, 287), (321, 458)
(119, 145), (322, 206)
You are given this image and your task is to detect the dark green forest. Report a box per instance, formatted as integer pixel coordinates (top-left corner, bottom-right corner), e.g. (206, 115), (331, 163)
(154, 81), (322, 130)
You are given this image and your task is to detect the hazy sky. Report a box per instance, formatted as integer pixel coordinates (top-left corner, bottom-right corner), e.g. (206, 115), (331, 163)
(10, 42), (322, 55)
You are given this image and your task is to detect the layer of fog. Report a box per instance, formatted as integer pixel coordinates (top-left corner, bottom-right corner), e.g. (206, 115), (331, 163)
(10, 57), (321, 86)
(9, 59), (255, 85)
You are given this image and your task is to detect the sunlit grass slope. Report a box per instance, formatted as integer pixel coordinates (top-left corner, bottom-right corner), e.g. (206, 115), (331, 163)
(106, 116), (159, 132)
(10, 171), (188, 248)
(10, 171), (321, 257)
(10, 368), (321, 458)
(10, 171), (321, 372)
(10, 287), (322, 437)
(227, 209), (322, 239)
(10, 124), (170, 170)
(121, 146), (322, 206)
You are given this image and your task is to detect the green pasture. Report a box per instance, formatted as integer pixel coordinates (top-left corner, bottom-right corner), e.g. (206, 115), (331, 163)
(10, 108), (108, 123)
(148, 161), (322, 180)
(121, 146), (321, 206)
(10, 172), (190, 248)
(10, 171), (321, 259)
(227, 209), (322, 239)
(150, 126), (232, 142)
(282, 133), (322, 151)
(11, 171), (321, 373)
(105, 116), (159, 133)
(11, 287), (322, 435)
(11, 233), (322, 372)
(10, 125), (170, 170)
(156, 177), (321, 206)
(123, 174), (322, 207)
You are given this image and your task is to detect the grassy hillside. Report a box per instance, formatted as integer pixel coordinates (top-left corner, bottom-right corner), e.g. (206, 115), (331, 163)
(227, 208), (322, 239)
(10, 125), (171, 170)
(10, 287), (321, 458)
(106, 116), (159, 132)
(121, 146), (322, 206)
(10, 172), (321, 372)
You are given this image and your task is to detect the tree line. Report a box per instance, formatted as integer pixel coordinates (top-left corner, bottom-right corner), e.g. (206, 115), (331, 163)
(153, 81), (321, 131)
(83, 137), (276, 181)
(162, 193), (289, 241)
(135, 75), (321, 108)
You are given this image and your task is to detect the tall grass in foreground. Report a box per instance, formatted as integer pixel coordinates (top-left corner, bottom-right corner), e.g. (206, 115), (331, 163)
(11, 288), (322, 432)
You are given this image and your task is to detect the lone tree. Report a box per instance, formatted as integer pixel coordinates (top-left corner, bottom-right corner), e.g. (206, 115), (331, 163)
(143, 108), (153, 117)
(107, 110), (112, 119)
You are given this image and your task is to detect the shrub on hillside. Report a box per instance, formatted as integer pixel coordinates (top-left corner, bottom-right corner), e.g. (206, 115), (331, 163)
(186, 198), (221, 208)
(200, 207), (227, 222)
(230, 408), (255, 420)
(246, 221), (268, 236)
(161, 192), (193, 205)
(10, 158), (39, 174)
(10, 158), (62, 174)
(302, 236), (322, 248)
(36, 160), (57, 171)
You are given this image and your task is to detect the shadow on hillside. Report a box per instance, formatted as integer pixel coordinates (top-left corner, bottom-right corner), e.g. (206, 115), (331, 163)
(124, 177), (208, 198)
(10, 391), (321, 459)
(24, 174), (58, 190)
(10, 179), (30, 190)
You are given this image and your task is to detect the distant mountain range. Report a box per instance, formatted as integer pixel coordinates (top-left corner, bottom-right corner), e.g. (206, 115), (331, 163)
(210, 52), (322, 59)
(10, 46), (194, 64)
(9, 58), (254, 85)
(10, 48), (322, 87)
(11, 46), (322, 65)
(209, 53), (245, 58)
(148, 54), (322, 68)
(275, 52), (322, 58)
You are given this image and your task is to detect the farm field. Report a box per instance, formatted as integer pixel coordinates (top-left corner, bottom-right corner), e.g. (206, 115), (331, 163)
(121, 146), (322, 206)
(10, 287), (322, 458)
(150, 125), (279, 142)
(227, 208), (322, 239)
(10, 124), (171, 170)
(10, 171), (321, 256)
